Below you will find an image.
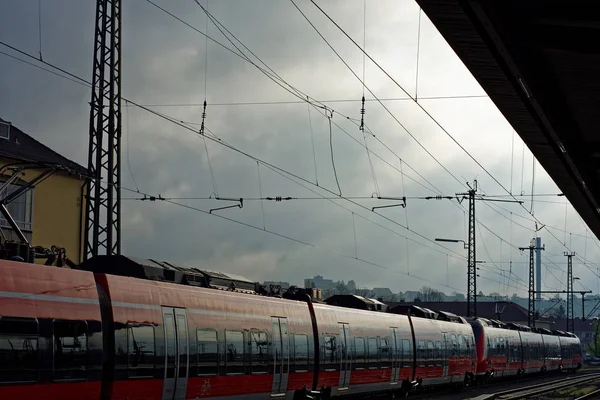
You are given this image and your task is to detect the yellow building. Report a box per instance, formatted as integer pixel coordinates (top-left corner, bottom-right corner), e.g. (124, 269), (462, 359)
(0, 118), (87, 264)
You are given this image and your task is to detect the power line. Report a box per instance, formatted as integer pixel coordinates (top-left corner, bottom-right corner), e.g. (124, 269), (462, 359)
(0, 40), (469, 262)
(306, 0), (595, 271)
(290, 0), (467, 191)
(146, 1), (444, 197)
(133, 95), (489, 107)
(118, 184), (464, 291)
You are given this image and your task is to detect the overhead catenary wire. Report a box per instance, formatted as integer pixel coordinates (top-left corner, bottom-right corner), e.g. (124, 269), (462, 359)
(172, 1), (442, 198)
(4, 41), (589, 291)
(307, 98), (319, 186)
(37, 0), (43, 60)
(136, 95), (490, 107)
(2, 0), (592, 290)
(304, 3), (506, 219)
(115, 181), (465, 291)
(144, 0), (460, 200)
(305, 0), (591, 268)
(257, 161), (266, 230)
(415, 7), (422, 101)
(124, 100), (140, 192)
(510, 129), (515, 194)
(0, 39), (469, 261)
(290, 0), (468, 191)
(327, 112), (342, 195)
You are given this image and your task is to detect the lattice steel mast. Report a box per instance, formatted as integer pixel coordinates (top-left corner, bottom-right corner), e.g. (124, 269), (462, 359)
(84, 0), (122, 260)
(457, 181), (477, 318)
(565, 251), (575, 332)
(520, 240), (544, 327)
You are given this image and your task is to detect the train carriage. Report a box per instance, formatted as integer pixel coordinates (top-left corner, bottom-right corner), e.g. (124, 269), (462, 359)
(470, 318), (522, 379)
(0, 260), (104, 400)
(389, 305), (476, 388)
(540, 332), (561, 372)
(558, 333), (582, 371)
(95, 261), (316, 400)
(519, 329), (545, 374)
(310, 301), (415, 398)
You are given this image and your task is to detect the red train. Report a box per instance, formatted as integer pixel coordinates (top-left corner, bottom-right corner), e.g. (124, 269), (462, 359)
(0, 255), (582, 400)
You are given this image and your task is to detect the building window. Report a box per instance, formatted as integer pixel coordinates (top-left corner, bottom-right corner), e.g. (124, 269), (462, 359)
(0, 182), (33, 231)
(0, 123), (9, 140)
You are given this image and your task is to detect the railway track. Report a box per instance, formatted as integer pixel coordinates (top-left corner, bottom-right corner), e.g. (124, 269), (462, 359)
(395, 369), (600, 400)
(468, 372), (600, 400)
(574, 387), (600, 400)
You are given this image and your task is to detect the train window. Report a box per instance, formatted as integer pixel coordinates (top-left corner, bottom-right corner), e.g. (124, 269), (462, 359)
(197, 329), (218, 376)
(127, 324), (155, 378)
(496, 337), (501, 358)
(294, 334), (309, 372)
(435, 342), (442, 366)
(368, 337), (379, 369)
(323, 335), (338, 371)
(0, 317), (38, 384)
(416, 340), (425, 366)
(354, 337), (366, 369)
(402, 339), (411, 357)
(427, 341), (434, 366)
(225, 330), (244, 375)
(53, 320), (87, 381)
(451, 334), (457, 356)
(250, 330), (268, 374)
(380, 337), (391, 368)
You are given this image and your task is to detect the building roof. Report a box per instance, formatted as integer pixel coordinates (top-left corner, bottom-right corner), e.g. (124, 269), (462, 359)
(385, 301), (530, 322)
(0, 118), (87, 175)
(544, 317), (595, 332)
(415, 0), (600, 239)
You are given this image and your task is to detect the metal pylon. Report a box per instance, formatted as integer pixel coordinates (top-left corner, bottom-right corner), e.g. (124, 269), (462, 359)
(565, 251), (575, 332)
(84, 0), (122, 260)
(520, 240), (544, 328)
(466, 181), (477, 318)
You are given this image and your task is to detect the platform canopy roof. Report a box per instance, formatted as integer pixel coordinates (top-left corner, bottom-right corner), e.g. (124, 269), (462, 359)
(416, 0), (600, 238)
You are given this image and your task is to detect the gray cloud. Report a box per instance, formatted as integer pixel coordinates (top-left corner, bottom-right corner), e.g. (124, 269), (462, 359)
(1, 0), (598, 298)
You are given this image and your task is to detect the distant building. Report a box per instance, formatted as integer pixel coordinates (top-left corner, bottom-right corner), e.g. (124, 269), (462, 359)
(372, 287), (394, 299)
(263, 280), (290, 290)
(544, 318), (595, 350)
(304, 275), (335, 290)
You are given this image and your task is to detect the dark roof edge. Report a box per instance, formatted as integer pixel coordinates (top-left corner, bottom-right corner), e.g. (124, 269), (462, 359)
(0, 118), (88, 176)
(415, 0), (600, 239)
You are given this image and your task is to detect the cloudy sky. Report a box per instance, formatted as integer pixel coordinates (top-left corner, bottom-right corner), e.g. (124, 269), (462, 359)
(1, 0), (599, 299)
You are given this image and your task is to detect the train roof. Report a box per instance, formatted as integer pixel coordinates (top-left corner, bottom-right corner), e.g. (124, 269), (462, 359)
(472, 317), (578, 337)
(78, 255), (258, 293)
(324, 295), (388, 311)
(388, 304), (467, 324)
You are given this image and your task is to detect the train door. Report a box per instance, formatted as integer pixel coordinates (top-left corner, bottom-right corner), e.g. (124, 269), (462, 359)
(442, 333), (449, 378)
(338, 323), (351, 389)
(162, 307), (189, 400)
(390, 327), (402, 383)
(271, 317), (290, 396)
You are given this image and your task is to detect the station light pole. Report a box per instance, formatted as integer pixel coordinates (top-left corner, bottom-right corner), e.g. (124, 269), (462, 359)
(436, 237), (478, 317)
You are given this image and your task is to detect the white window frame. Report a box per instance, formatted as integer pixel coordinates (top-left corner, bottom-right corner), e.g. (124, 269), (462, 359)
(0, 122), (10, 140)
(0, 181), (34, 231)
